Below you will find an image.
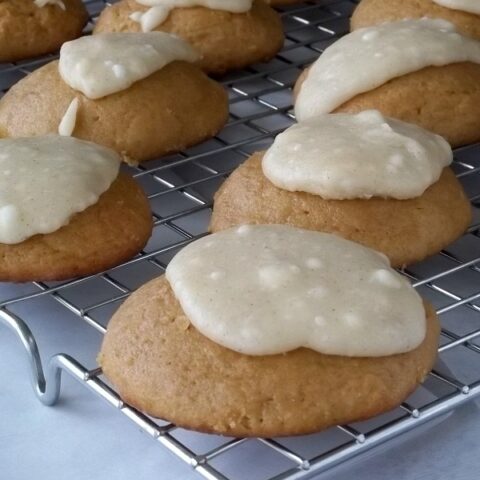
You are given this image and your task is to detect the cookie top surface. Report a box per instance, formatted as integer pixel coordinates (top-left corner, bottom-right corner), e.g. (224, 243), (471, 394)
(166, 225), (426, 357)
(295, 18), (480, 121)
(0, 0), (88, 63)
(131, 0), (253, 32)
(0, 135), (120, 244)
(434, 0), (480, 14)
(262, 111), (452, 200)
(59, 32), (199, 99)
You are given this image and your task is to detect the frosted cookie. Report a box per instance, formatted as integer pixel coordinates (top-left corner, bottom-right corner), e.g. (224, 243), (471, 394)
(0, 136), (152, 282)
(210, 111), (471, 267)
(294, 19), (480, 147)
(351, 0), (480, 40)
(99, 226), (440, 437)
(93, 0), (284, 75)
(0, 0), (88, 62)
(0, 32), (228, 163)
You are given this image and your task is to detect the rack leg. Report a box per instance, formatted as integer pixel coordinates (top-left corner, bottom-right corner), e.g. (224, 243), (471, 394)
(0, 308), (85, 406)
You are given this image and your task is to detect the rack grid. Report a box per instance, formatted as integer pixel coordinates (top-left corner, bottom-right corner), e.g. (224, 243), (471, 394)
(1, 1), (480, 479)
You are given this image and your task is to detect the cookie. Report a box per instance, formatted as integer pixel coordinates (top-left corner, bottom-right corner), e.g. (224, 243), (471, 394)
(351, 0), (480, 40)
(93, 0), (284, 75)
(210, 153), (471, 268)
(294, 19), (480, 147)
(0, 60), (228, 163)
(294, 62), (480, 148)
(99, 275), (439, 437)
(0, 173), (152, 282)
(0, 0), (88, 62)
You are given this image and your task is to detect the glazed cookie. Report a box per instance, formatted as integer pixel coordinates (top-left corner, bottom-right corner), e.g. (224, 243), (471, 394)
(294, 19), (480, 147)
(0, 136), (152, 282)
(0, 0), (88, 62)
(351, 0), (480, 40)
(210, 111), (471, 267)
(93, 0), (284, 75)
(99, 226), (439, 437)
(0, 32), (228, 163)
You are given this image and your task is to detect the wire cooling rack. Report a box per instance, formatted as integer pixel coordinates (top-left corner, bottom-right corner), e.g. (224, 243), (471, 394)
(1, 1), (480, 479)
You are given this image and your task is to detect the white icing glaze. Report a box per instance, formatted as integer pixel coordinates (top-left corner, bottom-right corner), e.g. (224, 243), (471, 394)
(262, 110), (452, 200)
(433, 0), (480, 14)
(0, 136), (121, 244)
(130, 7), (169, 32)
(295, 18), (480, 121)
(59, 32), (199, 99)
(130, 0), (252, 32)
(58, 98), (79, 136)
(166, 225), (426, 357)
(34, 0), (66, 10)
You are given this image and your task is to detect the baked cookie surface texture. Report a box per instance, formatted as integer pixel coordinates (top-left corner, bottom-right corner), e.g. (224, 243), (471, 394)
(0, 0), (88, 62)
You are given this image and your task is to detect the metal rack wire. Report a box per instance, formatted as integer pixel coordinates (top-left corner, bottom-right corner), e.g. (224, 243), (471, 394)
(1, 1), (480, 479)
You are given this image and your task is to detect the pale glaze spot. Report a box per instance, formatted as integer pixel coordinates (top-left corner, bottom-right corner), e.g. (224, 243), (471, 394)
(59, 32), (199, 99)
(433, 0), (480, 14)
(237, 224), (252, 236)
(112, 64), (127, 79)
(362, 30), (379, 41)
(209, 270), (225, 280)
(130, 0), (253, 32)
(291, 143), (302, 152)
(295, 19), (480, 121)
(389, 153), (405, 167)
(130, 11), (143, 21)
(308, 286), (327, 298)
(262, 111), (452, 200)
(370, 269), (403, 289)
(258, 262), (301, 289)
(344, 312), (362, 327)
(0, 136), (121, 244)
(166, 225), (426, 357)
(306, 257), (323, 269)
(58, 98), (79, 136)
(34, 0), (66, 10)
(0, 206), (19, 231)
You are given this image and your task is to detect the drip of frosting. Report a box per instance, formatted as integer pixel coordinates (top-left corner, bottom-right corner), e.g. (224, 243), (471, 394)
(58, 98), (79, 136)
(59, 32), (199, 99)
(0, 136), (121, 244)
(262, 110), (452, 200)
(34, 0), (66, 10)
(130, 0), (252, 32)
(433, 0), (480, 14)
(166, 225), (426, 357)
(295, 18), (480, 121)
